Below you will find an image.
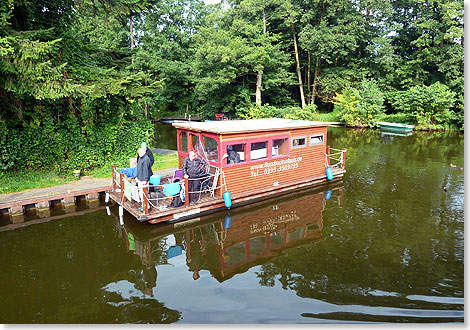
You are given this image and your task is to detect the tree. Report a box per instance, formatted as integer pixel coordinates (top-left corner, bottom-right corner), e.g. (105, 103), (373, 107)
(191, 0), (291, 116)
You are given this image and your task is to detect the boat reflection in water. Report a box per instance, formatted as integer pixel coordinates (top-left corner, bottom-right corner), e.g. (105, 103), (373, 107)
(110, 182), (343, 289)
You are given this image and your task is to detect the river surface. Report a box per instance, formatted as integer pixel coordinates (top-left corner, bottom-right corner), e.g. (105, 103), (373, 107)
(0, 127), (464, 324)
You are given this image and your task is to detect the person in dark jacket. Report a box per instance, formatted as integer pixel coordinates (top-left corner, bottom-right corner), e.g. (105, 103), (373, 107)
(183, 148), (207, 203)
(136, 147), (151, 210)
(137, 142), (154, 175)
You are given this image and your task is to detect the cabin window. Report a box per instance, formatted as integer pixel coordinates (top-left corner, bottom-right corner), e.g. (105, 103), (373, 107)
(272, 138), (288, 157)
(310, 134), (324, 146)
(251, 141), (268, 161)
(291, 136), (306, 149)
(203, 135), (218, 163)
(179, 131), (187, 153)
(190, 134), (199, 152)
(226, 143), (245, 164)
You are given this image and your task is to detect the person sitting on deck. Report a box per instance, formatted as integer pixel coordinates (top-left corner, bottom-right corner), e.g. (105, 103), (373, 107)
(136, 147), (151, 211)
(183, 148), (207, 204)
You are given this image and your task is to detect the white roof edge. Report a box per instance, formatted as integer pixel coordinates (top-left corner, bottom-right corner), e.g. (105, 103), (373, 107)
(172, 118), (331, 134)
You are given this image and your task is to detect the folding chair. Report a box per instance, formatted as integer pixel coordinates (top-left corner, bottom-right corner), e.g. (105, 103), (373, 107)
(198, 166), (220, 201)
(168, 169), (184, 183)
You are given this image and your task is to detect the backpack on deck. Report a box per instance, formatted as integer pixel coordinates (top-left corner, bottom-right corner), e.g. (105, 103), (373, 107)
(170, 195), (183, 207)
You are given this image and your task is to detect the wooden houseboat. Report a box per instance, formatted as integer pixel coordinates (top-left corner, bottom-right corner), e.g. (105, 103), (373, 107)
(108, 118), (347, 224)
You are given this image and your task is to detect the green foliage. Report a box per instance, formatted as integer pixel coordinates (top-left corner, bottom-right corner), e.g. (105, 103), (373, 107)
(390, 82), (457, 130)
(334, 79), (384, 127)
(0, 115), (153, 173)
(238, 103), (322, 121)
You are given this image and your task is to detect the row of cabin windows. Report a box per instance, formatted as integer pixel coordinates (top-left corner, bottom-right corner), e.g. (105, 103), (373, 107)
(178, 131), (324, 165)
(227, 138), (289, 164)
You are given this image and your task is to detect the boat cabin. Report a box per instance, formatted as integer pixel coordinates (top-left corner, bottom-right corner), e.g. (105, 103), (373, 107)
(173, 118), (345, 198)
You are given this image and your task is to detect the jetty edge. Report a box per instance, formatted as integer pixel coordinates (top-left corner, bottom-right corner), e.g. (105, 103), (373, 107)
(109, 118), (347, 224)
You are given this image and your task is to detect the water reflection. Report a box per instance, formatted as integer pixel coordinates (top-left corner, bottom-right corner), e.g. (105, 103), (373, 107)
(111, 184), (343, 289)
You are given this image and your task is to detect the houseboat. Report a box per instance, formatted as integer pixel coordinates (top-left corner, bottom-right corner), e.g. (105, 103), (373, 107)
(108, 118), (347, 224)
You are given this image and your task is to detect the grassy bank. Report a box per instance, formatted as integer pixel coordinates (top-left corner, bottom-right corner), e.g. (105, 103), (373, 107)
(0, 153), (179, 194)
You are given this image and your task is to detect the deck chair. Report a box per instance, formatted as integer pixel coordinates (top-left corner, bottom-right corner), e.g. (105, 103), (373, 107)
(198, 166), (220, 201)
(168, 169), (184, 183)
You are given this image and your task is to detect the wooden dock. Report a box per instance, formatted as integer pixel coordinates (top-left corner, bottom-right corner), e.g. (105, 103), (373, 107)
(0, 177), (111, 224)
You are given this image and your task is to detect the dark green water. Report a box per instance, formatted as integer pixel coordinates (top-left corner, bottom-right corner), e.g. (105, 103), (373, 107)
(151, 122), (177, 150)
(0, 127), (464, 323)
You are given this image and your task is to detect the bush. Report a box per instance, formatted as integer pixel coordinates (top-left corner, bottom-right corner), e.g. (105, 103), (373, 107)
(238, 104), (318, 121)
(390, 82), (457, 130)
(0, 116), (154, 174)
(333, 79), (385, 127)
(376, 112), (410, 124)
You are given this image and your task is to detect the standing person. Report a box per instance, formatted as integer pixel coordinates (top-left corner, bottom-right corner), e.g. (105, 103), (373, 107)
(136, 147), (151, 211)
(137, 142), (154, 175)
(183, 148), (207, 203)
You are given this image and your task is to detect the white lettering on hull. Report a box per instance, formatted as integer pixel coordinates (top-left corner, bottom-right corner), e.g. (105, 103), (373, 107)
(249, 156), (303, 178)
(173, 208), (201, 220)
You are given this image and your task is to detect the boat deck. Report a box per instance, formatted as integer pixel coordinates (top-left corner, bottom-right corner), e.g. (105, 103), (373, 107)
(109, 167), (345, 224)
(109, 188), (224, 223)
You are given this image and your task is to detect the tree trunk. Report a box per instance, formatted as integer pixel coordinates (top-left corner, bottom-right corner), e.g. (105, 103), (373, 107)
(307, 52), (311, 105)
(292, 26), (306, 108)
(255, 72), (262, 106)
(311, 58), (321, 105)
(129, 14), (135, 72)
(255, 10), (267, 106)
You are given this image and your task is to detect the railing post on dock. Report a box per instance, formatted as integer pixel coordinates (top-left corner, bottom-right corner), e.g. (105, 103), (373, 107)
(184, 176), (189, 206)
(143, 186), (149, 215)
(326, 146), (330, 167)
(342, 148), (346, 169)
(120, 173), (125, 202)
(112, 165), (117, 191)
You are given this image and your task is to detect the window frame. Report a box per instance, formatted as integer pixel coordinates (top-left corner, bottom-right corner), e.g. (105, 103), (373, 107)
(272, 137), (289, 158)
(224, 142), (248, 166)
(309, 133), (324, 146)
(202, 134), (220, 164)
(177, 130), (221, 166)
(249, 139), (269, 162)
(291, 135), (307, 149)
(177, 130), (188, 155)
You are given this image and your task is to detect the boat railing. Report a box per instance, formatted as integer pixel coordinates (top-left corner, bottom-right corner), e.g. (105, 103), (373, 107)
(112, 166), (122, 191)
(112, 164), (226, 217)
(324, 146), (347, 169)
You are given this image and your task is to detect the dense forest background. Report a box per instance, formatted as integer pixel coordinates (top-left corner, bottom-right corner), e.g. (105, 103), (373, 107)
(0, 0), (464, 174)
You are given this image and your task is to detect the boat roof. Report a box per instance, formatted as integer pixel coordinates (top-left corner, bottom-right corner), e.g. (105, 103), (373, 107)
(172, 118), (331, 134)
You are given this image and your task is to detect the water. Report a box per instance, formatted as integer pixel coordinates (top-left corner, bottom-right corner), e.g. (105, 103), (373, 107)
(151, 122), (177, 150)
(0, 127), (464, 323)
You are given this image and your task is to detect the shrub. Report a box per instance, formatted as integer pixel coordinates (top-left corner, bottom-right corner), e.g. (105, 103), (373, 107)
(333, 79), (385, 127)
(238, 104), (318, 121)
(0, 117), (153, 174)
(390, 82), (456, 130)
